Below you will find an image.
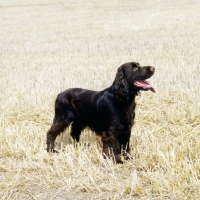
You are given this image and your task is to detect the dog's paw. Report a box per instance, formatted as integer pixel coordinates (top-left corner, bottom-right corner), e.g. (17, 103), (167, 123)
(115, 154), (123, 164)
(47, 149), (59, 153)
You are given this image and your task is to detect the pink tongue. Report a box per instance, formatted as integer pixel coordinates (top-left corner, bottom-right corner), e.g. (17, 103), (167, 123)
(134, 80), (156, 93)
(150, 87), (156, 93)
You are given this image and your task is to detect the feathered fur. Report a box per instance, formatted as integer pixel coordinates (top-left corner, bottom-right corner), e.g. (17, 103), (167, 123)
(46, 62), (155, 163)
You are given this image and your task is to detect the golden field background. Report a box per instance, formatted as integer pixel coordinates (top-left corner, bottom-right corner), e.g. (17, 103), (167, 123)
(0, 0), (200, 199)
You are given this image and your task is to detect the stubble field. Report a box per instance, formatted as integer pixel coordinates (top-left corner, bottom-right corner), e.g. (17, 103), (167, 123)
(0, 0), (200, 199)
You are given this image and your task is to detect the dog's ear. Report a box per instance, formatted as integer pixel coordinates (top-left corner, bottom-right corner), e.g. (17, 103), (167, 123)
(114, 66), (129, 104)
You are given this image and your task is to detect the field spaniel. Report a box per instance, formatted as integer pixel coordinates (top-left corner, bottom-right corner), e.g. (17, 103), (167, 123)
(47, 62), (155, 163)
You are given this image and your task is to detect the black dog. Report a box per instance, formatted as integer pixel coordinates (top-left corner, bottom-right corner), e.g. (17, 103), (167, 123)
(47, 62), (155, 163)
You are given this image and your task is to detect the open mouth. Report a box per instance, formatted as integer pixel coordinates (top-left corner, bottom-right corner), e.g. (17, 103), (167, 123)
(134, 80), (156, 93)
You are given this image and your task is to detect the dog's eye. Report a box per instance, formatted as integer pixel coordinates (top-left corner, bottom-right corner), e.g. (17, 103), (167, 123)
(133, 67), (138, 71)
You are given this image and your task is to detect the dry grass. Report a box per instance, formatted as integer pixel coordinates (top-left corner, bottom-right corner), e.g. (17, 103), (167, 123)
(0, 0), (200, 199)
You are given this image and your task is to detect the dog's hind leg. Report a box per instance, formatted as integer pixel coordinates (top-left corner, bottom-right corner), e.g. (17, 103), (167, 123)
(70, 121), (82, 142)
(47, 98), (77, 152)
(47, 120), (68, 152)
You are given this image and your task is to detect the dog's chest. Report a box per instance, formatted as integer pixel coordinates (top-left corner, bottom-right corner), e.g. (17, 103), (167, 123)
(125, 108), (135, 126)
(118, 104), (135, 128)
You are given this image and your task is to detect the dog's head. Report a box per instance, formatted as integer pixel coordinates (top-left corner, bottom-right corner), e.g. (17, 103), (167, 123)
(122, 62), (155, 92)
(114, 62), (155, 103)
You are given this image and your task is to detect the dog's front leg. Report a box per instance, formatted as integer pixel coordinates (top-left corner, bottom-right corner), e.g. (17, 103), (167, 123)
(101, 131), (123, 164)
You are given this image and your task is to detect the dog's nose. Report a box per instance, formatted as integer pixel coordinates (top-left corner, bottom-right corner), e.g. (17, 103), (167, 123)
(150, 67), (155, 72)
